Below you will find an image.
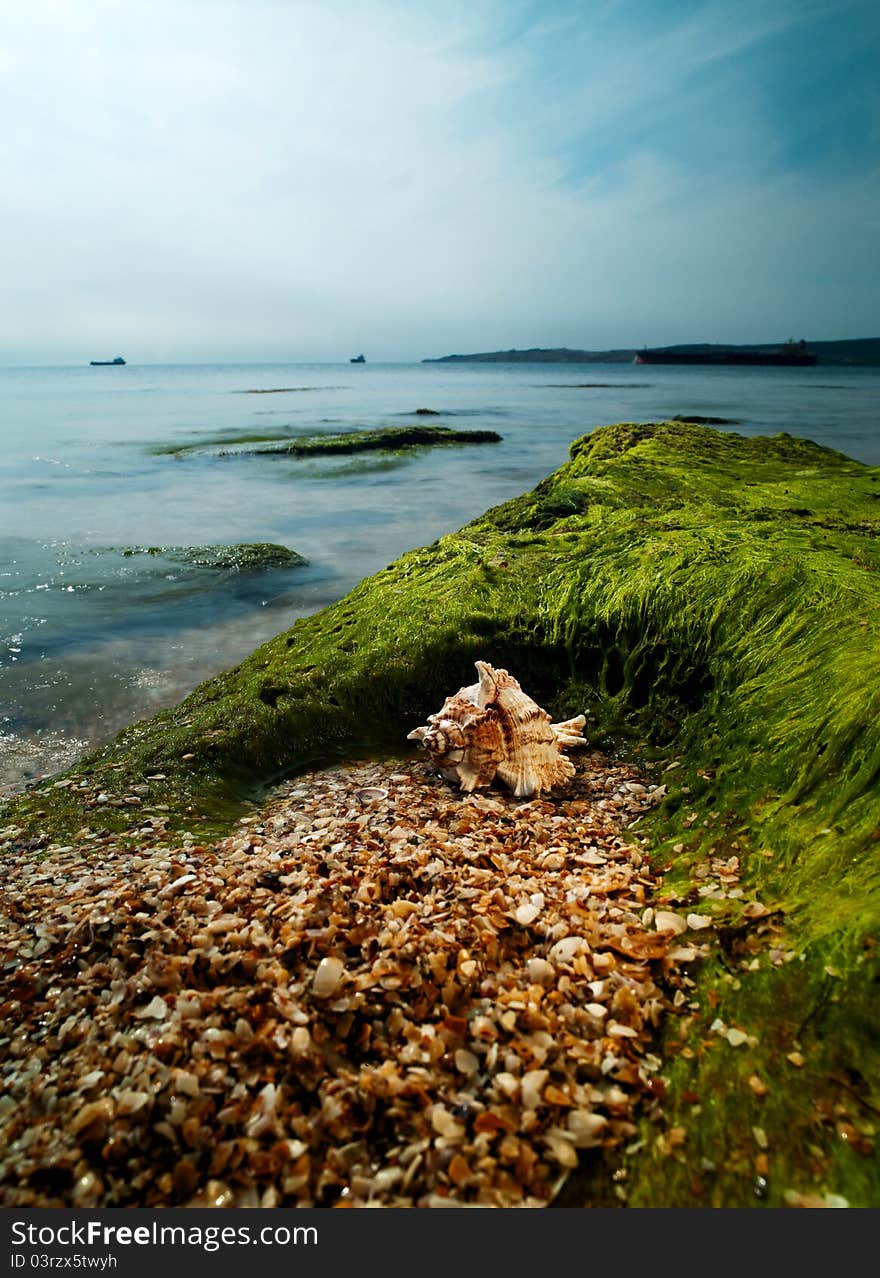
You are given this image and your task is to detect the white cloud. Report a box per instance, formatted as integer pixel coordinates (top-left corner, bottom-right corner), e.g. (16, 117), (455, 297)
(0, 0), (876, 362)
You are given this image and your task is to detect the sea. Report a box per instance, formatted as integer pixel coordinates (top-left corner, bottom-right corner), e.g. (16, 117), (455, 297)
(2, 359), (879, 797)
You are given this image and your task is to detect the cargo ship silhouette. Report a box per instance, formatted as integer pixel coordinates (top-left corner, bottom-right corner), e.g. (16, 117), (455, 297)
(635, 340), (816, 367)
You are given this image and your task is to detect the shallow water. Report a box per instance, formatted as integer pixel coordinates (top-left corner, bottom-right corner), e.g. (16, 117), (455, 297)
(2, 358), (879, 793)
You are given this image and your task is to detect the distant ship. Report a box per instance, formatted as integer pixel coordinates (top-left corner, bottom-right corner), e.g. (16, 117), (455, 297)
(90, 356), (126, 366)
(350, 354), (366, 363)
(635, 341), (816, 367)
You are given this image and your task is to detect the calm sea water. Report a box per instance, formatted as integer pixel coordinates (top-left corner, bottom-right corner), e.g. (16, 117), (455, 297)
(2, 359), (879, 795)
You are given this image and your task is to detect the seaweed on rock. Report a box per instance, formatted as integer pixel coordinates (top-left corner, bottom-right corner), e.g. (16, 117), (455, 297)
(117, 543), (306, 570)
(155, 425), (501, 459)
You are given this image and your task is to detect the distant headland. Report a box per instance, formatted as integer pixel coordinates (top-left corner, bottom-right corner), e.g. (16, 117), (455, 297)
(422, 337), (880, 367)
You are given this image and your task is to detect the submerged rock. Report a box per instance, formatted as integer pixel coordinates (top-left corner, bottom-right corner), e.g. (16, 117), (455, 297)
(250, 425), (501, 456)
(118, 543), (306, 570)
(670, 414), (740, 424)
(156, 425), (501, 458)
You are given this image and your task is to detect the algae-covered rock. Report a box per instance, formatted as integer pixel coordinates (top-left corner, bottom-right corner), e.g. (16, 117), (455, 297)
(118, 543), (306, 570)
(253, 425), (502, 456)
(3, 420), (879, 1207)
(670, 413), (739, 424)
(156, 425), (501, 458)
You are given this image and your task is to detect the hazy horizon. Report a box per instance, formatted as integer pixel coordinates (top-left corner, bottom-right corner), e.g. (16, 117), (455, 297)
(3, 0), (878, 366)
(5, 336), (880, 373)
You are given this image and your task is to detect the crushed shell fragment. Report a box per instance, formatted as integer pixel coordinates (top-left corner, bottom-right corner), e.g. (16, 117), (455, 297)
(311, 956), (345, 998)
(654, 911), (688, 935)
(355, 787), (388, 802)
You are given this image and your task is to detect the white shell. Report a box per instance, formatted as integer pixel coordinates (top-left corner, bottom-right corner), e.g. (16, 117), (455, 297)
(407, 661), (586, 798)
(312, 956), (345, 998)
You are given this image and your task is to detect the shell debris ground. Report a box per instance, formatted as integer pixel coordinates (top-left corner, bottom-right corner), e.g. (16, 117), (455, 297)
(0, 753), (696, 1208)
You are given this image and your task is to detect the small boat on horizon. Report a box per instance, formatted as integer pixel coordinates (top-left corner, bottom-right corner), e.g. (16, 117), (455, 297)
(350, 354), (366, 363)
(90, 356), (126, 366)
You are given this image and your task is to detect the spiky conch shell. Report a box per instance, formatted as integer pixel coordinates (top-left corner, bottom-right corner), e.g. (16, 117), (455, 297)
(407, 661), (586, 798)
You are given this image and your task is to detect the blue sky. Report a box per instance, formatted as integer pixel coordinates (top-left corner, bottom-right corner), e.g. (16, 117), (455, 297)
(1, 0), (877, 362)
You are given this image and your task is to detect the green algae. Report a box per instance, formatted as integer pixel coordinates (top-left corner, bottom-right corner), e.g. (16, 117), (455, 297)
(670, 414), (740, 424)
(151, 431), (295, 455)
(117, 543), (306, 570)
(299, 454), (415, 479)
(155, 425), (502, 458)
(256, 425), (502, 456)
(3, 419), (878, 1207)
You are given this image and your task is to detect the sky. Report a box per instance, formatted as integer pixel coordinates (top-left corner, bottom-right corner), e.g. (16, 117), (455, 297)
(1, 0), (878, 364)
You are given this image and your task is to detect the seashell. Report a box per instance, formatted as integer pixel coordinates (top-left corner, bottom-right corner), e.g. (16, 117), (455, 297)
(406, 661), (586, 798)
(653, 910), (688, 935)
(312, 955), (345, 998)
(566, 1109), (608, 1148)
(549, 935), (587, 964)
(526, 957), (556, 985)
(520, 1068), (550, 1109)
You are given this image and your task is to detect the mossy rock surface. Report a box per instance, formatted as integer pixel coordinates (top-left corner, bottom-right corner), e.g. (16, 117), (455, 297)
(3, 419), (879, 1207)
(254, 425), (502, 456)
(156, 425), (501, 458)
(117, 543), (306, 570)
